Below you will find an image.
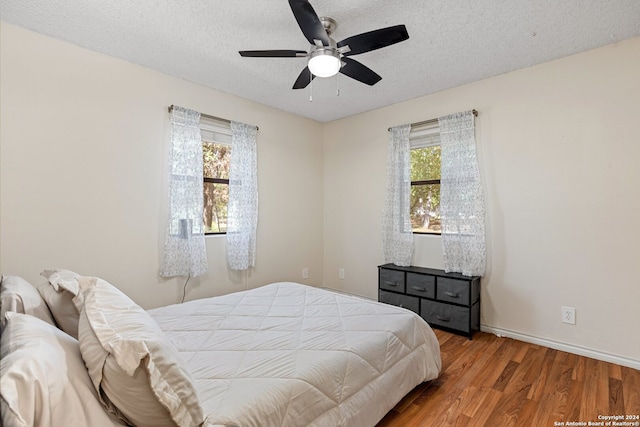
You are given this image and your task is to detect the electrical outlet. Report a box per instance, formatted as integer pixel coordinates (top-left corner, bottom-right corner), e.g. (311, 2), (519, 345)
(339, 268), (345, 279)
(302, 268), (309, 279)
(561, 306), (576, 325)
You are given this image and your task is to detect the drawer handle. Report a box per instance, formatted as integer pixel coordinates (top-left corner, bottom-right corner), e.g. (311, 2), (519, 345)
(385, 281), (398, 287)
(436, 315), (452, 322)
(444, 291), (460, 298)
(411, 286), (426, 292)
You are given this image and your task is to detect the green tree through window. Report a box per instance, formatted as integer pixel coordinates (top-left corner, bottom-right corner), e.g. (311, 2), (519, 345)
(410, 145), (441, 233)
(203, 142), (230, 233)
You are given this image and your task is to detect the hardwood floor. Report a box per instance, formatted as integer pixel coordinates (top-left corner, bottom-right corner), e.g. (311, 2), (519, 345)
(378, 330), (640, 427)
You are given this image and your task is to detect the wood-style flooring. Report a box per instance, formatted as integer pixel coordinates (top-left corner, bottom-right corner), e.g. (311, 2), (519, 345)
(378, 330), (640, 427)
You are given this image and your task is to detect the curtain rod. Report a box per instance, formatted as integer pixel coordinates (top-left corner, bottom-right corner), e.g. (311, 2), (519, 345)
(388, 109), (477, 132)
(168, 105), (258, 131)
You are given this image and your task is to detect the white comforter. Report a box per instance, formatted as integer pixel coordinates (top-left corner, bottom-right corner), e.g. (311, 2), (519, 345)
(149, 282), (441, 427)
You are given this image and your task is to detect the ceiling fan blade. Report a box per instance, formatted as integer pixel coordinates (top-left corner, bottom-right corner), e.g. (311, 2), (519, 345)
(239, 50), (307, 58)
(292, 66), (316, 89)
(288, 0), (330, 46)
(337, 25), (409, 56)
(339, 57), (381, 86)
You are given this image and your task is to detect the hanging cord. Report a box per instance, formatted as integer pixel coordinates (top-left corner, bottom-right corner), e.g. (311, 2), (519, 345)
(309, 74), (313, 102)
(181, 274), (191, 303)
(336, 71), (340, 97)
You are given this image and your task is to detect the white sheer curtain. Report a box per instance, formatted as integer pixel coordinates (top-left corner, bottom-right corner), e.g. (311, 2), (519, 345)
(382, 124), (414, 266)
(438, 111), (486, 276)
(227, 121), (258, 270)
(160, 106), (208, 277)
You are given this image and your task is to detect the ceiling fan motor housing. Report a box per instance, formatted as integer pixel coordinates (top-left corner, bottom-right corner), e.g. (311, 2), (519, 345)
(319, 16), (337, 36)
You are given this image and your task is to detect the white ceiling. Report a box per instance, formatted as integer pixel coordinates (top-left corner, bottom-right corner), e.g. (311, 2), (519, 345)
(2, 1), (639, 122)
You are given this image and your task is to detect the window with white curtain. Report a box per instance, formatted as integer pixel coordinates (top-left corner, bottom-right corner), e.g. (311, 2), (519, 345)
(438, 110), (486, 277)
(227, 121), (258, 271)
(201, 117), (232, 234)
(200, 117), (258, 271)
(160, 106), (258, 278)
(160, 106), (207, 278)
(382, 124), (413, 266)
(384, 111), (484, 275)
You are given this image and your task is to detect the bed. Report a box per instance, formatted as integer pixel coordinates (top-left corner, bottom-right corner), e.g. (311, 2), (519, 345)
(1, 272), (441, 427)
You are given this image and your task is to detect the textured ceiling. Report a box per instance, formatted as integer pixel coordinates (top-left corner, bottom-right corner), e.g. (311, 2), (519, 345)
(2, 1), (639, 122)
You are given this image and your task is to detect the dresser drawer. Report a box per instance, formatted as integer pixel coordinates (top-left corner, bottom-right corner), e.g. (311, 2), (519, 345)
(379, 290), (419, 314)
(406, 273), (435, 298)
(379, 269), (405, 292)
(420, 300), (470, 333)
(437, 277), (470, 304)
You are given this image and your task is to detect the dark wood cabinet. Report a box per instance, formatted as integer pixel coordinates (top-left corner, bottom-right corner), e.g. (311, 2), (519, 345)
(378, 263), (481, 339)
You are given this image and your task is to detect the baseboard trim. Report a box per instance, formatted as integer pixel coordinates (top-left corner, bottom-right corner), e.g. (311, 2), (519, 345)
(321, 286), (377, 301)
(481, 325), (640, 370)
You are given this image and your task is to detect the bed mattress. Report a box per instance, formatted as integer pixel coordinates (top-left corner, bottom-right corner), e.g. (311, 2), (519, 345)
(149, 282), (441, 427)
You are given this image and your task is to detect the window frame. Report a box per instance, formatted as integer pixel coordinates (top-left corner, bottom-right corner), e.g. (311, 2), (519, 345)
(409, 122), (442, 235)
(200, 117), (232, 236)
(410, 177), (441, 235)
(203, 175), (229, 235)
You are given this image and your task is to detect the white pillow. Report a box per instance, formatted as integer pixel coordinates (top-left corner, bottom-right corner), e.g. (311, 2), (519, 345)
(76, 276), (204, 427)
(0, 312), (125, 427)
(38, 269), (82, 338)
(40, 268), (82, 295)
(0, 275), (55, 328)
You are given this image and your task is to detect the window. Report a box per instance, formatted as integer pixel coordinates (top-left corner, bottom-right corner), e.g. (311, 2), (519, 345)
(410, 122), (442, 234)
(201, 117), (232, 234)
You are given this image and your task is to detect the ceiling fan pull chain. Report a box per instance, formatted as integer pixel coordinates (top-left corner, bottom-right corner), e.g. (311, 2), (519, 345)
(309, 74), (313, 102)
(336, 72), (340, 97)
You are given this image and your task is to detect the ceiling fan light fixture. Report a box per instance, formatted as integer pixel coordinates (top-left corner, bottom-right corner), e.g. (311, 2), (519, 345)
(308, 48), (341, 77)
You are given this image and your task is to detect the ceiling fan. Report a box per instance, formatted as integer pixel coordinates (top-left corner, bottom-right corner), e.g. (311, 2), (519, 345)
(239, 0), (409, 89)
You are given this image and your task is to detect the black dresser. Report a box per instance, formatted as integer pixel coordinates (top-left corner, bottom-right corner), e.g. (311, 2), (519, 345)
(378, 263), (481, 339)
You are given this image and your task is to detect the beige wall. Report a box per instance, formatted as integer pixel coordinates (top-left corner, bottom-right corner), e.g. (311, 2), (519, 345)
(324, 37), (640, 362)
(2, 22), (639, 364)
(0, 23), (324, 308)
